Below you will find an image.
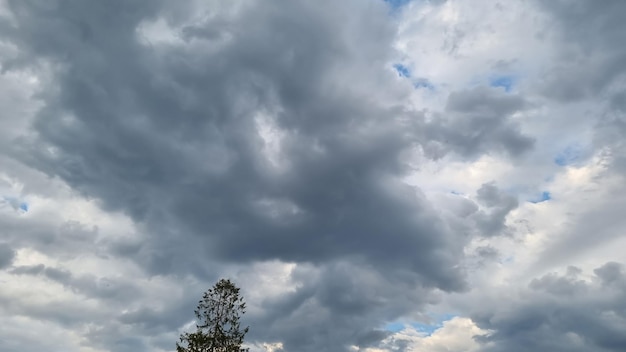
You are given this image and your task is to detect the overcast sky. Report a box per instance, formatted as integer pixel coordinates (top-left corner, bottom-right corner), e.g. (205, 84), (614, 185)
(1, 0), (626, 351)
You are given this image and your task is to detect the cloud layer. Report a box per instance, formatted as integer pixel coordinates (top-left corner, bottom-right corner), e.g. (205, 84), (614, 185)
(1, 0), (625, 351)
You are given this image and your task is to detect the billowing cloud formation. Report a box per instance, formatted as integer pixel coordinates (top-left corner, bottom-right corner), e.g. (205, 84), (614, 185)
(473, 263), (626, 352)
(0, 0), (625, 351)
(7, 0), (472, 287)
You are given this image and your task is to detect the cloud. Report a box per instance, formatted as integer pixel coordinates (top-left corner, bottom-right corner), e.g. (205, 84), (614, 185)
(489, 76), (515, 93)
(420, 87), (534, 159)
(535, 0), (626, 102)
(472, 263), (626, 352)
(0, 243), (15, 269)
(0, 0), (470, 350)
(380, 316), (486, 352)
(0, 0), (624, 351)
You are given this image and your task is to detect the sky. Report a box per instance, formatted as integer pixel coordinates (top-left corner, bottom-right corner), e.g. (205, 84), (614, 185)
(1, 0), (626, 351)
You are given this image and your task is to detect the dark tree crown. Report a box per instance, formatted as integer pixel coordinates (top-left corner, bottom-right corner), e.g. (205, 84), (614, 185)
(177, 279), (249, 352)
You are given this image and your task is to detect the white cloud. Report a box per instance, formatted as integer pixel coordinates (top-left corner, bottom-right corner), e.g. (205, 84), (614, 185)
(378, 316), (487, 352)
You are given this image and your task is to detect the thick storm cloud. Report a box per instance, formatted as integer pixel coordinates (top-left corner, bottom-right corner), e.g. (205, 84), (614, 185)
(6, 0), (471, 286)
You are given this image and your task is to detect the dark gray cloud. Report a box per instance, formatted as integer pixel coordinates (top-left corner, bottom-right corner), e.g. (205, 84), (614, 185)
(472, 262), (626, 352)
(0, 243), (15, 269)
(11, 263), (141, 302)
(422, 87), (534, 160)
(434, 183), (519, 239)
(533, 1), (626, 103)
(0, 0), (487, 350)
(594, 262), (625, 286)
(6, 0), (453, 277)
(472, 182), (518, 237)
(534, 0), (626, 179)
(246, 260), (442, 351)
(0, 215), (101, 260)
(474, 246), (499, 262)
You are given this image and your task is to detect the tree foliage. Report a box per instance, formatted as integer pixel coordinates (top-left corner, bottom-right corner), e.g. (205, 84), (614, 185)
(177, 279), (249, 352)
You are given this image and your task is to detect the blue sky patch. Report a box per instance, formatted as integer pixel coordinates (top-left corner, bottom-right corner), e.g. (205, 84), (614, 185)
(554, 145), (586, 166)
(410, 321), (441, 335)
(384, 322), (405, 333)
(529, 191), (551, 203)
(393, 63), (411, 78)
(392, 64), (436, 90)
(490, 75), (515, 92)
(501, 256), (515, 264)
(384, 313), (457, 335)
(414, 78), (435, 90)
(2, 196), (29, 213)
(384, 0), (412, 10)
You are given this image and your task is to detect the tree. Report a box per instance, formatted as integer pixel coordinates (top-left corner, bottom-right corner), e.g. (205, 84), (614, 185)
(177, 279), (249, 352)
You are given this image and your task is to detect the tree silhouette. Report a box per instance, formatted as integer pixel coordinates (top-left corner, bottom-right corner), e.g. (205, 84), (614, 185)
(177, 279), (249, 352)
